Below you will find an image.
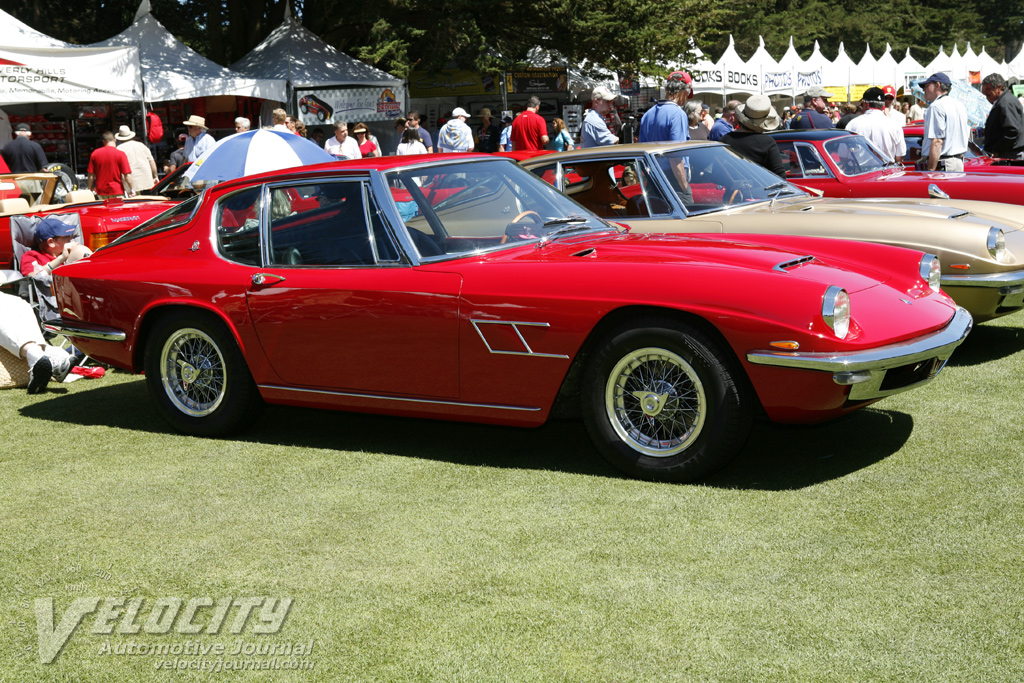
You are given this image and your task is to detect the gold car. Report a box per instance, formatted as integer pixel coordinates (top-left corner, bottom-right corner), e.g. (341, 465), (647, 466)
(521, 142), (1024, 323)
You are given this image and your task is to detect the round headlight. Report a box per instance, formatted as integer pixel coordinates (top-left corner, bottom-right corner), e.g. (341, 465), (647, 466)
(988, 227), (1006, 262)
(919, 254), (941, 293)
(822, 286), (851, 339)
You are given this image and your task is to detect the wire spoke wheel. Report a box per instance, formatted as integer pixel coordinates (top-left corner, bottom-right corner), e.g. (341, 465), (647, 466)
(605, 347), (706, 457)
(160, 327), (226, 417)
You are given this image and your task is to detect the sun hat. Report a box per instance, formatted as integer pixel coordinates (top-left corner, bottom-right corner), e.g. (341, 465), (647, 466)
(181, 115), (208, 129)
(477, 107), (493, 117)
(36, 216), (78, 242)
(451, 107), (470, 118)
(591, 85), (616, 101)
(114, 125), (136, 141)
(735, 95), (781, 132)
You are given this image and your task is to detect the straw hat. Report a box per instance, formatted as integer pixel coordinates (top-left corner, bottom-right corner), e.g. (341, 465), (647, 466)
(0, 347), (29, 389)
(735, 95), (780, 132)
(182, 115), (208, 129)
(114, 125), (135, 141)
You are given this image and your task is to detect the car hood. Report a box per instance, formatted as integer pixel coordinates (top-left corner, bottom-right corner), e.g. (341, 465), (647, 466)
(496, 231), (889, 293)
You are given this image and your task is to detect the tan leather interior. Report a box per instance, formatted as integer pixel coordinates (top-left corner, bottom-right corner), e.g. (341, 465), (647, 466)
(0, 198), (31, 215)
(65, 190), (97, 204)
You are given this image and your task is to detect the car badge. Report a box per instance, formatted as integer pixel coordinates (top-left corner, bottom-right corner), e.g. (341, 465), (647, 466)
(900, 298), (912, 305)
(190, 241), (200, 252)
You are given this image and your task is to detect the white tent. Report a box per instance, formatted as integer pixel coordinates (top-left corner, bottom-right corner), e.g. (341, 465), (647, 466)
(850, 44), (877, 86)
(230, 4), (401, 90)
(0, 8), (74, 48)
(716, 36), (760, 95)
(924, 47), (953, 78)
(873, 44), (900, 88)
(90, 0), (286, 103)
(823, 42), (854, 96)
(976, 48), (1005, 80)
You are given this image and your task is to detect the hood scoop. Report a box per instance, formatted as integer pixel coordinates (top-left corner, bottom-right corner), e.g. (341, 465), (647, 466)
(948, 211), (971, 220)
(571, 247), (596, 258)
(773, 255), (815, 272)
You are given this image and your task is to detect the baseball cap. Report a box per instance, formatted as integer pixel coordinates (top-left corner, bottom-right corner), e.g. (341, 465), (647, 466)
(882, 85), (897, 98)
(451, 107), (470, 118)
(591, 85), (616, 101)
(15, 123), (30, 132)
(667, 70), (693, 85)
(36, 216), (78, 242)
(804, 85), (831, 99)
(920, 72), (951, 86)
(862, 87), (886, 104)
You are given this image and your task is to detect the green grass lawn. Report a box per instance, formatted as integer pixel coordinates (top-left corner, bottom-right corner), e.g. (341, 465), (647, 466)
(2, 315), (1022, 682)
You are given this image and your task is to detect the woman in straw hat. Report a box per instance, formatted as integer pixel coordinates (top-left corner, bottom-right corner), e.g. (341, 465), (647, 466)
(720, 95), (786, 178)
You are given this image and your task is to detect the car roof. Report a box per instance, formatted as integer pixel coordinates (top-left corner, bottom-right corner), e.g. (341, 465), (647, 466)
(767, 129), (853, 141)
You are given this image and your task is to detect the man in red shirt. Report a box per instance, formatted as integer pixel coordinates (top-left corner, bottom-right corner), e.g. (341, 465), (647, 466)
(87, 131), (134, 199)
(511, 96), (550, 151)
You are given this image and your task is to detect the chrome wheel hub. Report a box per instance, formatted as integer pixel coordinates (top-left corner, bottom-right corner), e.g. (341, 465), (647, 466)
(605, 347), (706, 457)
(160, 328), (226, 417)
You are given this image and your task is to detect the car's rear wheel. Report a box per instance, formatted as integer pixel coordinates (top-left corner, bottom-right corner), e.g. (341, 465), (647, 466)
(582, 317), (752, 482)
(316, 110), (326, 122)
(144, 310), (262, 437)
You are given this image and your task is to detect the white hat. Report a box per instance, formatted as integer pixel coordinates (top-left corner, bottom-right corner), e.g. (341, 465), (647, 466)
(182, 115), (208, 129)
(591, 85), (616, 101)
(114, 125), (135, 141)
(451, 107), (470, 118)
(735, 95), (781, 132)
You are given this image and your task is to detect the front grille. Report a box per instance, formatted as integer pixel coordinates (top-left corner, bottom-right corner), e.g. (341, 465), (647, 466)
(879, 358), (938, 392)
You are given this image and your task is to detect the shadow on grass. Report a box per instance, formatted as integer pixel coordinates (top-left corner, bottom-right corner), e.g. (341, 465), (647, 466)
(947, 321), (1024, 366)
(23, 377), (911, 490)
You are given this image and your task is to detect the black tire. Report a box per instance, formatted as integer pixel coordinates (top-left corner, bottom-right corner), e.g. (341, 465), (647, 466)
(44, 162), (78, 203)
(299, 103), (308, 114)
(316, 109), (326, 122)
(581, 316), (752, 482)
(144, 310), (263, 437)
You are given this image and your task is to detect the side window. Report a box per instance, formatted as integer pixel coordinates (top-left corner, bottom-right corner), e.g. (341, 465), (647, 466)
(777, 142), (804, 178)
(367, 193), (400, 262)
(797, 144), (828, 176)
(266, 181), (377, 266)
(216, 187), (262, 266)
(624, 160), (672, 217)
(529, 163), (559, 188)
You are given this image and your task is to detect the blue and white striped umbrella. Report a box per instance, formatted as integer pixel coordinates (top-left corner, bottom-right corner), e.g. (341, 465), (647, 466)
(184, 129), (335, 182)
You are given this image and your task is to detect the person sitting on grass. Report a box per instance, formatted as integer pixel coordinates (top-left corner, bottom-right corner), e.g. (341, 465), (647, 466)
(20, 216), (92, 277)
(0, 292), (76, 394)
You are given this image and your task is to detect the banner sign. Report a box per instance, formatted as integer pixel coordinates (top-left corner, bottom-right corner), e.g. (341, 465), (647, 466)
(296, 86), (405, 125)
(725, 68), (759, 93)
(618, 73), (640, 96)
(506, 68), (567, 94)
(762, 70), (794, 94)
(0, 46), (141, 104)
(689, 66), (759, 94)
(408, 70), (496, 98)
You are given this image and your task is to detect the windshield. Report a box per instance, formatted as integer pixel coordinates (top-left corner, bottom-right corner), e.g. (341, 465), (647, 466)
(384, 158), (612, 258)
(822, 137), (888, 176)
(654, 145), (806, 215)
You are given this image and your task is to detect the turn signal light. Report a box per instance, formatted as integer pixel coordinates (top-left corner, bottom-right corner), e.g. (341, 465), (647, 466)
(770, 341), (800, 350)
(949, 264), (971, 270)
(87, 232), (110, 251)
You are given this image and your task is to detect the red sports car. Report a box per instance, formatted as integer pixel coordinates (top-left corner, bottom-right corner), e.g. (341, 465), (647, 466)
(901, 124), (1024, 173)
(771, 129), (1024, 204)
(46, 155), (970, 482)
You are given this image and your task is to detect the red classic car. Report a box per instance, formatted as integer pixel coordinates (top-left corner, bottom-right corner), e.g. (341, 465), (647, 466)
(770, 129), (1024, 204)
(901, 124), (1024, 173)
(46, 155), (970, 482)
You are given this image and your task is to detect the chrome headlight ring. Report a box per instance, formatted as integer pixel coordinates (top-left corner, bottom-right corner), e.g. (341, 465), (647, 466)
(822, 286), (851, 339)
(919, 254), (941, 293)
(988, 227), (1006, 262)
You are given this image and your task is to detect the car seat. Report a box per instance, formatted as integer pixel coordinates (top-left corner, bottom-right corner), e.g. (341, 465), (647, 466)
(8, 212), (84, 323)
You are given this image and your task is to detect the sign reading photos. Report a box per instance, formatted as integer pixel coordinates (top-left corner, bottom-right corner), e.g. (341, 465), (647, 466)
(506, 68), (568, 94)
(408, 70), (497, 98)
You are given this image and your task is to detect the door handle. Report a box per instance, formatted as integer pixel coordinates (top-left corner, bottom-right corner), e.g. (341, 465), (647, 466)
(251, 273), (286, 287)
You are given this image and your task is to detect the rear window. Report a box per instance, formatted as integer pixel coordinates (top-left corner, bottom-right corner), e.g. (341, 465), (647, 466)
(102, 195), (200, 250)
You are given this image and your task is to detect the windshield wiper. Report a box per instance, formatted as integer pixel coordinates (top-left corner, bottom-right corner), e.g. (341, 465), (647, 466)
(764, 181), (794, 208)
(542, 215), (589, 227)
(535, 217), (603, 248)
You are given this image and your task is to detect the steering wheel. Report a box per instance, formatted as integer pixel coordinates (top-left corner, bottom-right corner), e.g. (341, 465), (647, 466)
(512, 210), (542, 223)
(726, 188), (745, 205)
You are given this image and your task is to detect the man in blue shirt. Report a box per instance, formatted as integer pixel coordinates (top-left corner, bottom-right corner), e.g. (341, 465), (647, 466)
(791, 86), (835, 129)
(639, 71), (692, 142)
(709, 101), (739, 141)
(581, 86), (620, 148)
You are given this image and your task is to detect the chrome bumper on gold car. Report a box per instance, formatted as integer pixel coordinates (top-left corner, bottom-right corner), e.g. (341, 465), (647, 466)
(745, 307), (973, 401)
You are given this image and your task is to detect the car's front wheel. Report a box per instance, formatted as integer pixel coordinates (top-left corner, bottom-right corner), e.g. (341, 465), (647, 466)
(144, 310), (263, 437)
(582, 317), (752, 482)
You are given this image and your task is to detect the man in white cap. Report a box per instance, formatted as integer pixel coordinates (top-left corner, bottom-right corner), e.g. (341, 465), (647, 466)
(115, 125), (157, 191)
(182, 115), (214, 162)
(847, 87), (905, 163)
(437, 107), (474, 152)
(792, 86), (835, 129)
(582, 86), (620, 148)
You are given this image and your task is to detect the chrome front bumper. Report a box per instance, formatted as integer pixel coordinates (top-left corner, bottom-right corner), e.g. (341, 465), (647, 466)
(941, 268), (1024, 309)
(745, 307), (973, 400)
(43, 318), (127, 342)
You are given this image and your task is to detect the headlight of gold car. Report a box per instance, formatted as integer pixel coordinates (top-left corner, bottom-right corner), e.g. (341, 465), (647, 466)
(822, 286), (850, 339)
(988, 227), (1006, 262)
(919, 254), (941, 293)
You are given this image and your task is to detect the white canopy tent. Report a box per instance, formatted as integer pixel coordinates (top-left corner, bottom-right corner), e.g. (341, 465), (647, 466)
(90, 0), (286, 103)
(0, 8), (74, 48)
